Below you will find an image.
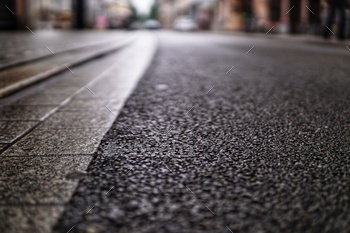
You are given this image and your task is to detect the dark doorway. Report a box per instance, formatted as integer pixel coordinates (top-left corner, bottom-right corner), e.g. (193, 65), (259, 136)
(72, 0), (85, 29)
(0, 0), (17, 30)
(270, 0), (281, 22)
(242, 0), (253, 32)
(308, 0), (321, 34)
(289, 0), (301, 34)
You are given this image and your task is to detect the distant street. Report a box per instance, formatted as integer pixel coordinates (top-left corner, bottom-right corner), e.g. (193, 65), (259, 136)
(48, 32), (350, 233)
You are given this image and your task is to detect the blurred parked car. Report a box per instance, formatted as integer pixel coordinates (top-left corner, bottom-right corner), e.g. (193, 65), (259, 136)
(143, 20), (161, 30)
(173, 16), (198, 31)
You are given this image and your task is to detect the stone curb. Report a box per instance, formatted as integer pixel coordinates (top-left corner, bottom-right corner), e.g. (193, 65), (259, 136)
(0, 35), (137, 98)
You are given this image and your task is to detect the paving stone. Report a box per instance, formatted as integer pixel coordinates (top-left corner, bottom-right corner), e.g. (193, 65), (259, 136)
(0, 121), (38, 143)
(38, 111), (116, 129)
(0, 40), (129, 95)
(1, 128), (108, 156)
(74, 86), (129, 99)
(0, 155), (92, 180)
(10, 93), (68, 105)
(59, 98), (124, 112)
(0, 179), (77, 205)
(38, 85), (80, 97)
(0, 155), (92, 204)
(0, 206), (65, 233)
(0, 105), (55, 121)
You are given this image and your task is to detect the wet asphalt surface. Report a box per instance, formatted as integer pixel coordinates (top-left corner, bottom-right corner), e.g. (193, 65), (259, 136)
(54, 32), (350, 233)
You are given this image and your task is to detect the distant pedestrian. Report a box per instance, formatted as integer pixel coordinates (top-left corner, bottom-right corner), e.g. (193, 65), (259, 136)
(324, 0), (347, 40)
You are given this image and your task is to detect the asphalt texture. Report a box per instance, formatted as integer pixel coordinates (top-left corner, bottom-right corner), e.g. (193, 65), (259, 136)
(54, 32), (350, 233)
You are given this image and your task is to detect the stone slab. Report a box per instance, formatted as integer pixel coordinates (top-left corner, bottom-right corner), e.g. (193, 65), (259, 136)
(0, 155), (92, 204)
(0, 206), (65, 233)
(0, 105), (55, 121)
(0, 121), (38, 143)
(1, 128), (108, 156)
(10, 93), (68, 106)
(38, 111), (116, 129)
(59, 98), (124, 112)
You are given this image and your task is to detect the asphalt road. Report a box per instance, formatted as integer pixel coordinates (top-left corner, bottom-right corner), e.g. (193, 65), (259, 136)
(54, 32), (350, 233)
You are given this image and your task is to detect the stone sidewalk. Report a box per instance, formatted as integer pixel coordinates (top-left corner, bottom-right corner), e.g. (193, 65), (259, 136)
(0, 30), (129, 70)
(0, 32), (157, 233)
(0, 31), (136, 98)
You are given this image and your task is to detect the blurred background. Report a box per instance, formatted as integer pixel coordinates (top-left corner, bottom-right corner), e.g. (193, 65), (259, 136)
(0, 0), (349, 38)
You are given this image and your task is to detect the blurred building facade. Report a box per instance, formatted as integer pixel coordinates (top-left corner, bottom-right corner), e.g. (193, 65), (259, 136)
(157, 0), (335, 35)
(0, 0), (133, 30)
(213, 0), (329, 34)
(0, 0), (72, 30)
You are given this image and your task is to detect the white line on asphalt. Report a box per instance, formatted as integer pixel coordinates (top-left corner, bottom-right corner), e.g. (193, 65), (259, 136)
(86, 86), (95, 95)
(106, 106), (115, 115)
(266, 26), (275, 34)
(246, 45), (255, 54)
(85, 206), (95, 214)
(226, 226), (233, 233)
(66, 226), (75, 233)
(206, 206), (215, 215)
(206, 85), (215, 95)
(164, 126), (175, 136)
(164, 164), (174, 174)
(186, 186), (195, 195)
(105, 186), (114, 195)
(325, 26), (334, 34)
(126, 168), (132, 174)
(226, 65), (235, 75)
(286, 6), (294, 14)
(46, 46), (55, 54)
(306, 6), (315, 14)
(6, 6), (14, 14)
(66, 65), (75, 75)
(346, 46), (350, 51)
(26, 26), (35, 34)
(185, 105), (195, 115)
